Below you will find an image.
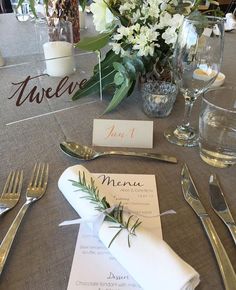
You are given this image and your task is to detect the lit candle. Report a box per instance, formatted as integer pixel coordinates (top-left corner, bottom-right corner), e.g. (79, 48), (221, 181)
(43, 41), (75, 77)
(193, 69), (225, 87)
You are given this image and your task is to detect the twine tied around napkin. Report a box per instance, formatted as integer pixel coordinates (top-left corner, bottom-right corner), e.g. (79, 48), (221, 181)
(58, 165), (200, 290)
(59, 207), (176, 235)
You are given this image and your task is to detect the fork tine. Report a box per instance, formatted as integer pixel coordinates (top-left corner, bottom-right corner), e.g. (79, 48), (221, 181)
(1, 171), (14, 196)
(28, 163), (38, 187)
(37, 163), (45, 188)
(12, 170), (20, 194)
(33, 163), (41, 187)
(8, 171), (16, 193)
(17, 170), (24, 194)
(43, 163), (49, 189)
(12, 170), (23, 194)
(38, 163), (49, 189)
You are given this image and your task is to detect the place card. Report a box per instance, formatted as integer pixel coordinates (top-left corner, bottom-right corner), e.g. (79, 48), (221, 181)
(67, 173), (161, 290)
(92, 119), (153, 148)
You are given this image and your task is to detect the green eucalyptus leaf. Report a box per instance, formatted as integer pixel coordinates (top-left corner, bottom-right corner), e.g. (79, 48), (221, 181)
(72, 66), (116, 100)
(114, 72), (125, 86)
(29, 0), (37, 17)
(75, 32), (112, 50)
(132, 57), (145, 74)
(127, 79), (136, 97)
(79, 0), (87, 11)
(17, 0), (24, 8)
(103, 79), (133, 114)
(88, 63), (115, 85)
(113, 62), (127, 75)
(94, 49), (121, 74)
(123, 61), (136, 80)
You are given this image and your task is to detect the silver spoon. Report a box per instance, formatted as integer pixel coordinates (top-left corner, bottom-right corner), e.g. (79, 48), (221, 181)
(60, 141), (178, 164)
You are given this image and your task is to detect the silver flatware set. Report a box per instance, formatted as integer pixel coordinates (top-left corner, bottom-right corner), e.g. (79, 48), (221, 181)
(0, 163), (49, 276)
(181, 164), (236, 290)
(209, 173), (236, 245)
(0, 152), (235, 289)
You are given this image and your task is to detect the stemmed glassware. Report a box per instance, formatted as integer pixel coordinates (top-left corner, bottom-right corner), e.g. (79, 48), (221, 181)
(164, 15), (224, 147)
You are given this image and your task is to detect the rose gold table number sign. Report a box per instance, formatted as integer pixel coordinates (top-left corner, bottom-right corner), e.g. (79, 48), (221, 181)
(92, 119), (153, 148)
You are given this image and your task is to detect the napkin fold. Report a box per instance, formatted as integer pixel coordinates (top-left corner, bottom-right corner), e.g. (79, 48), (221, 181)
(58, 165), (200, 290)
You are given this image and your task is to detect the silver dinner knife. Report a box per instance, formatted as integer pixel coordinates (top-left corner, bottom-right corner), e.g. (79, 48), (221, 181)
(181, 164), (236, 290)
(209, 173), (236, 245)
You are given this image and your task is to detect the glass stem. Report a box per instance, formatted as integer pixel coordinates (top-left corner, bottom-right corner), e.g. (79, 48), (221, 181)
(181, 95), (194, 129)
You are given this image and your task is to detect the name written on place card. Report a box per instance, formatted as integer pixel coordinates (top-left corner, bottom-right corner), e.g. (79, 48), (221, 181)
(92, 119), (153, 148)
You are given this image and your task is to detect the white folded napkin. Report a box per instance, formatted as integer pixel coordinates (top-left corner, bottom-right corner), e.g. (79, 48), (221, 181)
(58, 165), (200, 290)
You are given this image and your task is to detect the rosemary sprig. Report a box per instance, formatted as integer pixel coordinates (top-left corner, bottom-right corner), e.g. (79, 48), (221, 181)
(70, 171), (142, 247)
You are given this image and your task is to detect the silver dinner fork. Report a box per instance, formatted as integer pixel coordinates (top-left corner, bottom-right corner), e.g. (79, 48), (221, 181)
(0, 162), (49, 275)
(0, 170), (23, 216)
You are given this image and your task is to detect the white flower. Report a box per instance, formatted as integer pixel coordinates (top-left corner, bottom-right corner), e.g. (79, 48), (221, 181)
(160, 2), (168, 11)
(132, 26), (159, 56)
(157, 12), (172, 29)
(131, 9), (141, 24)
(170, 14), (184, 29)
(110, 42), (122, 54)
(119, 2), (136, 14)
(90, 0), (116, 32)
(162, 26), (178, 45)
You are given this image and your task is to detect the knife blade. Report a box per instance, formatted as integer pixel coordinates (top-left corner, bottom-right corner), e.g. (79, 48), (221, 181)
(209, 173), (236, 245)
(181, 164), (236, 290)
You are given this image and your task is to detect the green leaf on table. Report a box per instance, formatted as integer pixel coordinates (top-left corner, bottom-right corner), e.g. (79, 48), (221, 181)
(114, 72), (125, 86)
(94, 50), (121, 74)
(123, 59), (136, 80)
(75, 32), (112, 51)
(132, 57), (145, 74)
(103, 79), (133, 114)
(113, 62), (127, 75)
(72, 65), (116, 100)
(127, 79), (137, 97)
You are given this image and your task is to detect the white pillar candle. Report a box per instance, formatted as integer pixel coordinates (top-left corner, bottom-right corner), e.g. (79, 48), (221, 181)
(43, 41), (75, 77)
(79, 7), (86, 30)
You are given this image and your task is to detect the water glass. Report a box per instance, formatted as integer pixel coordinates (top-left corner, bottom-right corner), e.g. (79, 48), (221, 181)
(199, 87), (236, 168)
(10, 0), (30, 22)
(141, 81), (177, 118)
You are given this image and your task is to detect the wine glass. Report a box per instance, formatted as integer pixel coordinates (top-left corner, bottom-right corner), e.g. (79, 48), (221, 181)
(164, 15), (224, 147)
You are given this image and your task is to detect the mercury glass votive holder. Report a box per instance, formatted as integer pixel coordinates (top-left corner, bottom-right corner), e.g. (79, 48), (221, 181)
(141, 81), (178, 118)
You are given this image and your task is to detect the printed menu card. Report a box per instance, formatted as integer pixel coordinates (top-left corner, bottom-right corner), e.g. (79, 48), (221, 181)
(67, 173), (161, 290)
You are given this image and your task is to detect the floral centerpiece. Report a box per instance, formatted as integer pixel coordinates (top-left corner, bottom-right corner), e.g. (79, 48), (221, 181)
(73, 0), (198, 113)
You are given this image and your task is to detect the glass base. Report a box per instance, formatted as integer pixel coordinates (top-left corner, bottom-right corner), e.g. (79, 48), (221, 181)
(164, 124), (199, 147)
(200, 147), (236, 168)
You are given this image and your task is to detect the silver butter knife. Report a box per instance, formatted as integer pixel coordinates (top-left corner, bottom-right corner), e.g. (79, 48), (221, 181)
(209, 173), (236, 245)
(181, 164), (236, 290)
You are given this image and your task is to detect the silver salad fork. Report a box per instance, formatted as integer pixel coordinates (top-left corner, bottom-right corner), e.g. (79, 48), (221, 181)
(0, 162), (49, 275)
(0, 170), (23, 216)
